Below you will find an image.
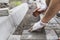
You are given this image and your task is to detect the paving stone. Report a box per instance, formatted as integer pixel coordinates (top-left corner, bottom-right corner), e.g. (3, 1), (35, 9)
(21, 29), (58, 40)
(0, 8), (9, 16)
(49, 17), (57, 23)
(8, 35), (21, 40)
(44, 17), (60, 30)
(55, 30), (60, 40)
(55, 30), (60, 37)
(55, 17), (60, 24)
(45, 29), (58, 40)
(45, 23), (60, 30)
(21, 30), (46, 40)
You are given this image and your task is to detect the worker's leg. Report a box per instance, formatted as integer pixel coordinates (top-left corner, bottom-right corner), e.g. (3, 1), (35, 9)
(41, 0), (60, 23)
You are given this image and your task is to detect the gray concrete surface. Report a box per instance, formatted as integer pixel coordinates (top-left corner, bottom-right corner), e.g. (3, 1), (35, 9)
(21, 30), (46, 40)
(8, 35), (21, 40)
(0, 0), (9, 3)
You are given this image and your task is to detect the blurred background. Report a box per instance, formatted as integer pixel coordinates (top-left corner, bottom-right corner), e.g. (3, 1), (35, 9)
(9, 0), (22, 9)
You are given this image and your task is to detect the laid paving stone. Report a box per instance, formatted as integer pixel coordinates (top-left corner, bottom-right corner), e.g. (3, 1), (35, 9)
(40, 14), (60, 30)
(55, 30), (60, 37)
(49, 17), (57, 23)
(21, 29), (58, 40)
(0, 8), (9, 16)
(8, 35), (21, 40)
(45, 17), (60, 30)
(21, 30), (46, 40)
(55, 30), (60, 40)
(45, 23), (60, 30)
(55, 17), (60, 24)
(45, 29), (58, 40)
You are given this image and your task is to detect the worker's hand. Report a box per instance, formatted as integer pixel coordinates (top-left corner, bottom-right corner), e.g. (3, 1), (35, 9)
(33, 8), (45, 17)
(38, 9), (45, 13)
(33, 8), (40, 17)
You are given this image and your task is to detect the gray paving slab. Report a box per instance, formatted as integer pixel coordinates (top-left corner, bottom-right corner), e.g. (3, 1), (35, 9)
(45, 24), (60, 30)
(21, 30), (46, 40)
(45, 29), (58, 40)
(55, 30), (60, 37)
(55, 17), (60, 24)
(0, 8), (9, 16)
(45, 17), (60, 30)
(54, 29), (60, 40)
(8, 35), (21, 40)
(49, 17), (57, 23)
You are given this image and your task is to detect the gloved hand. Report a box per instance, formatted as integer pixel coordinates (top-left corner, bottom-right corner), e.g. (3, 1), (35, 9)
(33, 8), (46, 17)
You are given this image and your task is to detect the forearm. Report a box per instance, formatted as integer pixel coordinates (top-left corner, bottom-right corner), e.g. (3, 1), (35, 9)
(41, 0), (60, 23)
